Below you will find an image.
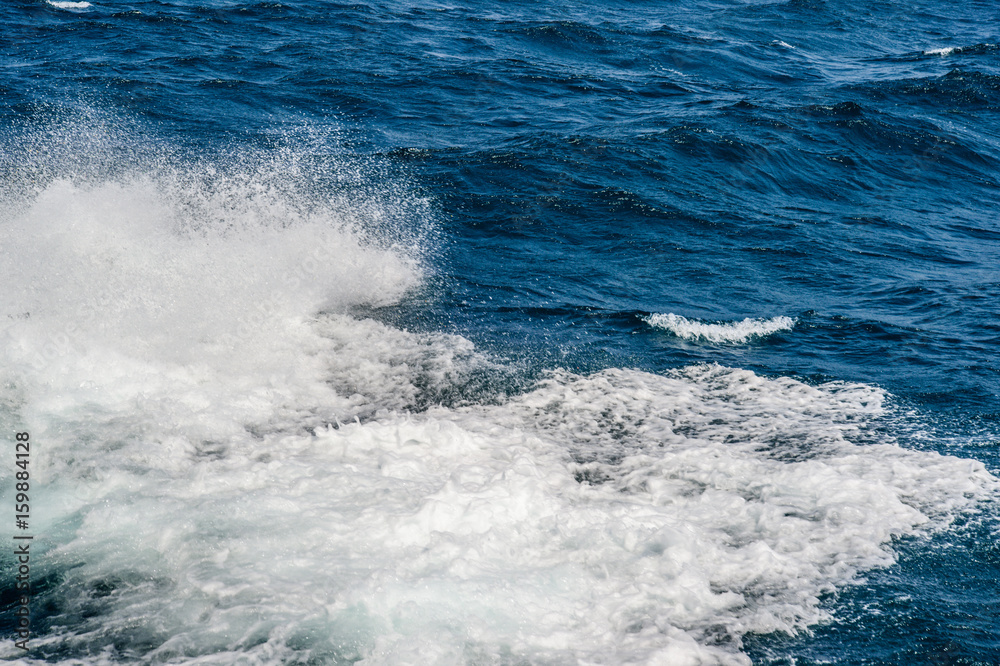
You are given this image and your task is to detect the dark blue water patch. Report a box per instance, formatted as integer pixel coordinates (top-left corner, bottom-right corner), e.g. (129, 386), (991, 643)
(744, 512), (1000, 666)
(1, 569), (181, 663)
(0, 567), (64, 639)
(855, 69), (1000, 113)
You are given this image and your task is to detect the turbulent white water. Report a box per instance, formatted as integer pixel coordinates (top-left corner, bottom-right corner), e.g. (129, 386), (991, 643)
(1, 132), (997, 665)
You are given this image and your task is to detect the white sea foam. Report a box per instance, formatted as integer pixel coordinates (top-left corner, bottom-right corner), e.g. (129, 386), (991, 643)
(0, 117), (430, 381)
(46, 0), (92, 9)
(0, 120), (997, 665)
(925, 46), (958, 56)
(4, 357), (995, 665)
(646, 312), (795, 343)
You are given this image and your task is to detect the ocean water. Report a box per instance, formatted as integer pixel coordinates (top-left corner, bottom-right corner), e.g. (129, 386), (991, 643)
(1, 0), (999, 664)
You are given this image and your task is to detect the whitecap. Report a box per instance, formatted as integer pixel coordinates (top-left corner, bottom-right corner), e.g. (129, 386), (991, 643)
(47, 0), (92, 9)
(646, 312), (795, 343)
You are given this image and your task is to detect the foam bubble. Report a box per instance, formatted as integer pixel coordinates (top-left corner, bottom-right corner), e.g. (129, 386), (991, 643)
(646, 313), (795, 343)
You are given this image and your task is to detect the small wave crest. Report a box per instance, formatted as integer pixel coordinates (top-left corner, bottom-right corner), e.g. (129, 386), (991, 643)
(646, 313), (795, 343)
(47, 0), (92, 9)
(923, 43), (998, 57)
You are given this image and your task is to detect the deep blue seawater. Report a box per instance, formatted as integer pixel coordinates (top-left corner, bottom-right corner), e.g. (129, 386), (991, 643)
(1, 0), (999, 664)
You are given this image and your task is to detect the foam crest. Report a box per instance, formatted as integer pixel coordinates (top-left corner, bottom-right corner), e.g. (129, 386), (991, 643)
(46, 0), (92, 8)
(646, 313), (795, 343)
